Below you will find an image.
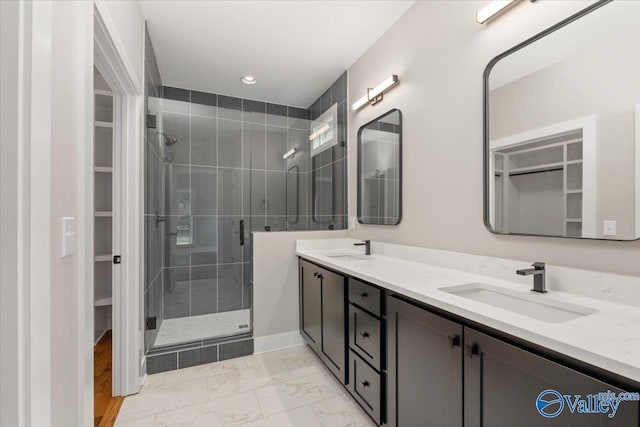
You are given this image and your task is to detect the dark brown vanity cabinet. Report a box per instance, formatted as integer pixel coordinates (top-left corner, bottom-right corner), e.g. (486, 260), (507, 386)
(299, 259), (347, 384)
(387, 296), (464, 427)
(300, 260), (639, 427)
(464, 328), (639, 427)
(348, 278), (385, 424)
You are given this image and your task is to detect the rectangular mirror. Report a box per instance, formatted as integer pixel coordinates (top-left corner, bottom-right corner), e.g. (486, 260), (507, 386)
(358, 109), (402, 225)
(484, 0), (640, 240)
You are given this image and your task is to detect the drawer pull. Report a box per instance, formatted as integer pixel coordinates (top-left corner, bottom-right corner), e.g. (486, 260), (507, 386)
(466, 343), (479, 358)
(448, 335), (461, 348)
(361, 380), (370, 388)
(360, 331), (370, 339)
(360, 292), (369, 298)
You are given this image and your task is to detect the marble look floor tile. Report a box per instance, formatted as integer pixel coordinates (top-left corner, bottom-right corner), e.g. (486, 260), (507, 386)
(162, 357), (245, 386)
(154, 390), (262, 427)
(114, 415), (156, 427)
(240, 405), (323, 427)
(208, 363), (294, 400)
(254, 372), (343, 417)
(312, 395), (376, 427)
(117, 378), (209, 422)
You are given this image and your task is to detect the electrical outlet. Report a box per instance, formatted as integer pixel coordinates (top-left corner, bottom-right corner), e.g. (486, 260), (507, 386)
(603, 220), (617, 237)
(62, 217), (75, 257)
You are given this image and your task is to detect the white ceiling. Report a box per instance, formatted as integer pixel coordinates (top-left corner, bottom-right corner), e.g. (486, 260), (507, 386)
(140, 0), (415, 108)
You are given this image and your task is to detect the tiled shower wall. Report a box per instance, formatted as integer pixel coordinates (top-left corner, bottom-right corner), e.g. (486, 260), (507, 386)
(159, 86), (312, 323)
(306, 71), (348, 230)
(143, 25), (164, 351)
(144, 61), (348, 359)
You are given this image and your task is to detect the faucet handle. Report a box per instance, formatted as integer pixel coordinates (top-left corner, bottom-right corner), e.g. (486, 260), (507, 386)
(532, 262), (545, 270)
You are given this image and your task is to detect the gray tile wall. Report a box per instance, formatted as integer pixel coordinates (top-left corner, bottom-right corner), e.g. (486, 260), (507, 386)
(305, 71), (348, 230)
(146, 337), (253, 374)
(159, 86), (311, 322)
(144, 24), (164, 352)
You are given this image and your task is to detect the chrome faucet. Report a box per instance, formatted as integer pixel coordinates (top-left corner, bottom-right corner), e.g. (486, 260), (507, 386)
(517, 262), (546, 293)
(353, 240), (371, 255)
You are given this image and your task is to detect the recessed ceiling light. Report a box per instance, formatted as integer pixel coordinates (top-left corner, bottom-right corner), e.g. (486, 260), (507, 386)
(241, 75), (256, 85)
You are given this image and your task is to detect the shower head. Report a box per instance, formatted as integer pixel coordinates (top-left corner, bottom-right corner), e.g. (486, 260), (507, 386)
(161, 132), (178, 147)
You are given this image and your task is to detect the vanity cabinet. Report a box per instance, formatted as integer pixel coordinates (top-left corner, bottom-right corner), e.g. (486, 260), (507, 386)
(298, 259), (347, 384)
(299, 259), (640, 427)
(347, 278), (385, 424)
(464, 328), (639, 427)
(387, 295), (463, 427)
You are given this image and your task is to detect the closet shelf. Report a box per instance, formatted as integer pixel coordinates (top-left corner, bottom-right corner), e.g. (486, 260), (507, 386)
(94, 294), (113, 307)
(565, 218), (582, 223)
(94, 89), (113, 97)
(94, 166), (113, 173)
(94, 254), (112, 262)
(95, 211), (113, 217)
(566, 189), (583, 194)
(95, 121), (113, 128)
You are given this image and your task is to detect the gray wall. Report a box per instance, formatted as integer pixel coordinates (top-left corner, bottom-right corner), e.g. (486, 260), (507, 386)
(348, 0), (640, 276)
(158, 85), (310, 324)
(306, 71), (349, 230)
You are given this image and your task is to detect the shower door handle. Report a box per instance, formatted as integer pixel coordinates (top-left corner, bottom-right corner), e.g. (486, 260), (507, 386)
(239, 219), (245, 246)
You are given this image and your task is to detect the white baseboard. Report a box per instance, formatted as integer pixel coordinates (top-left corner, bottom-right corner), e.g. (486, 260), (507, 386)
(254, 330), (306, 354)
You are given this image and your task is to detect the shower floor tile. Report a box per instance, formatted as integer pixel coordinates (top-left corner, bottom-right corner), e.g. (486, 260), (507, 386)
(154, 310), (251, 347)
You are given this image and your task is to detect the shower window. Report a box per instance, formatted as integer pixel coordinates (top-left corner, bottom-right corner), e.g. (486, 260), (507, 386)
(310, 103), (338, 157)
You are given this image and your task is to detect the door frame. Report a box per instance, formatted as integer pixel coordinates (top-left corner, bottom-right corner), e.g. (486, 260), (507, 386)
(85, 1), (144, 417)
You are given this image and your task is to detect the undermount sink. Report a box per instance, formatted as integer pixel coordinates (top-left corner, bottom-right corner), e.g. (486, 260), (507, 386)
(324, 252), (371, 261)
(440, 283), (597, 323)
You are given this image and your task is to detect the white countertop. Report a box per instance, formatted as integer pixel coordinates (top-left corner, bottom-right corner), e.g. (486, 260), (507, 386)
(296, 243), (640, 384)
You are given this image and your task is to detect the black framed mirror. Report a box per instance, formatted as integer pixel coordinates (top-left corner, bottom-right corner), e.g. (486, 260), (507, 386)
(357, 109), (402, 225)
(483, 0), (640, 240)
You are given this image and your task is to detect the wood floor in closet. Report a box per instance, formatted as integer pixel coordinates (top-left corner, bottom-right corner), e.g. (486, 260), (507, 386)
(94, 331), (123, 427)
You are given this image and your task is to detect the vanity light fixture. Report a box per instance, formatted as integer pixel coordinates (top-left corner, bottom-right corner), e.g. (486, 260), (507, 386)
(283, 147), (298, 160)
(241, 75), (257, 85)
(352, 74), (399, 111)
(476, 0), (516, 24)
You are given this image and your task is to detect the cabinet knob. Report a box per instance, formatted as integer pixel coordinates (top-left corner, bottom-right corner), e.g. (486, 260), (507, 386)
(360, 331), (370, 339)
(360, 292), (368, 298)
(465, 343), (479, 358)
(361, 380), (370, 388)
(448, 335), (461, 348)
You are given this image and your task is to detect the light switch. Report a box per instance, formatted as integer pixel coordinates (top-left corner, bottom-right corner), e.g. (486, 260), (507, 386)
(603, 220), (617, 237)
(62, 217), (75, 257)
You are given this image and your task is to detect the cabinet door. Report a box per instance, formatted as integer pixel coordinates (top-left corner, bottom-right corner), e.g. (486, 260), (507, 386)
(387, 296), (463, 427)
(464, 328), (639, 427)
(299, 260), (321, 352)
(320, 266), (346, 384)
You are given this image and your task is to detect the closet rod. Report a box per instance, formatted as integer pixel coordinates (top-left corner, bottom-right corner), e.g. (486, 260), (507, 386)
(509, 166), (563, 177)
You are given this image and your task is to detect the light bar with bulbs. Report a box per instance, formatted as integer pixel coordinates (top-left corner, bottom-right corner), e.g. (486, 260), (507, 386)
(352, 75), (399, 111)
(282, 147), (298, 160)
(476, 0), (516, 24)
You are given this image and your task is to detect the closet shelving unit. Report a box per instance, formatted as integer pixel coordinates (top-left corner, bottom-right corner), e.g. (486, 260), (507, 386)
(94, 72), (114, 342)
(494, 131), (584, 237)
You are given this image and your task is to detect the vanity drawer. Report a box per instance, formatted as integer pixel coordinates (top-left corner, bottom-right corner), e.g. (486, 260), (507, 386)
(349, 304), (382, 370)
(349, 278), (382, 317)
(349, 350), (383, 424)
